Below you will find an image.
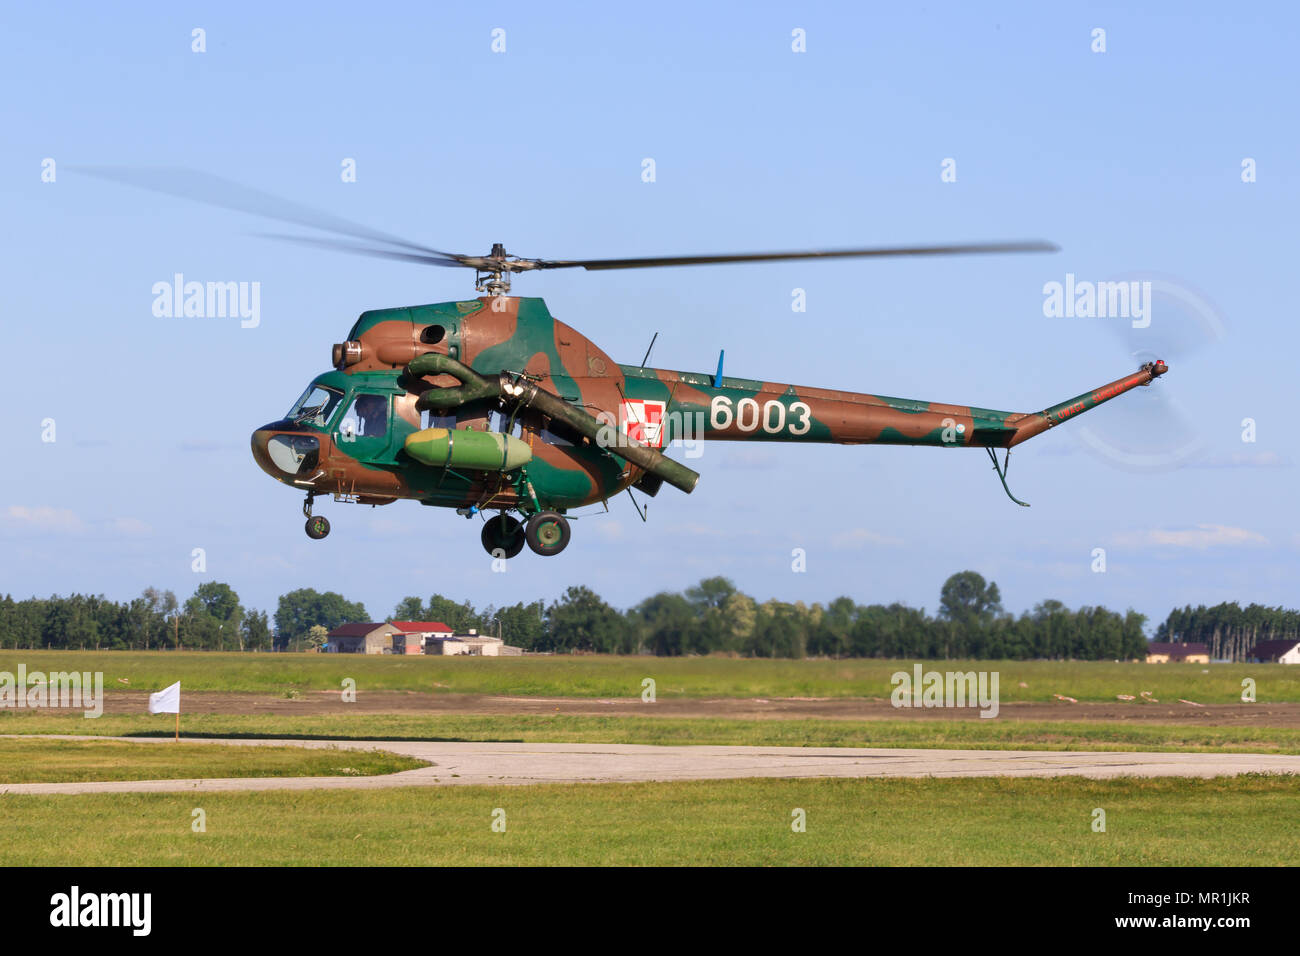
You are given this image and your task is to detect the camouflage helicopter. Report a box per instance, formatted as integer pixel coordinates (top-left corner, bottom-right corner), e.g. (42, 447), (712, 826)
(89, 170), (1167, 559)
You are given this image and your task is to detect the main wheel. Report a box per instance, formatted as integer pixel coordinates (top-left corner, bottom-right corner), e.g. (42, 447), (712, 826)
(305, 515), (331, 539)
(525, 511), (570, 556)
(481, 513), (525, 559)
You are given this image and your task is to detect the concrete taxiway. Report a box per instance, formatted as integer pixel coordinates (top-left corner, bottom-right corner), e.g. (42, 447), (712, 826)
(3, 737), (1299, 795)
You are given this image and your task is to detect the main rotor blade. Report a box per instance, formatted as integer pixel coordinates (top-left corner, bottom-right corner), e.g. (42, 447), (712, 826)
(255, 233), (469, 268)
(74, 166), (462, 260)
(527, 240), (1059, 271)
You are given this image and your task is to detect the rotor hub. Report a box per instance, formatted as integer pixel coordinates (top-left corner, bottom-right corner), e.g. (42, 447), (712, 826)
(475, 242), (515, 295)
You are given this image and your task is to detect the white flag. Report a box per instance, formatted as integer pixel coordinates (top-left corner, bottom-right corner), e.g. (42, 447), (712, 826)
(148, 681), (181, 714)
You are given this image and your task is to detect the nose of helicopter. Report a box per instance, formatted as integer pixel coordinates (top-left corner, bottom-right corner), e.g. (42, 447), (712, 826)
(251, 424), (322, 483)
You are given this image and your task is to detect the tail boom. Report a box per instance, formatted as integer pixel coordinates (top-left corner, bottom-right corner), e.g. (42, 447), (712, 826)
(623, 361), (1168, 451)
(1005, 360), (1168, 448)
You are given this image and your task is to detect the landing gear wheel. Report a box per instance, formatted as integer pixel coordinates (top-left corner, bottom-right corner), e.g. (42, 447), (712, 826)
(305, 515), (331, 539)
(525, 511), (570, 556)
(481, 513), (525, 559)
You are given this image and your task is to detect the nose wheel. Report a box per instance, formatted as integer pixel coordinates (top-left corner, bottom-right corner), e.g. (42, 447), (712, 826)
(305, 515), (331, 539)
(302, 493), (329, 539)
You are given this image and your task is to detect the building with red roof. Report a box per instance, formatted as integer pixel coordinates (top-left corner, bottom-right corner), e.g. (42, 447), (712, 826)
(324, 622), (400, 654)
(325, 620), (522, 656)
(389, 621), (454, 655)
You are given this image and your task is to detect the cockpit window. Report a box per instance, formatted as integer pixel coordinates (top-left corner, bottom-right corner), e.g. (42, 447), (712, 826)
(287, 385), (344, 427)
(341, 393), (389, 438)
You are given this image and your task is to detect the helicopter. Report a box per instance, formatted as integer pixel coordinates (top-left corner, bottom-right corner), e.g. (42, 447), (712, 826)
(86, 169), (1167, 559)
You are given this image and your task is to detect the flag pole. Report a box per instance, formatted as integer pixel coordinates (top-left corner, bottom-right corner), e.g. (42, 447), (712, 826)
(174, 709), (179, 742)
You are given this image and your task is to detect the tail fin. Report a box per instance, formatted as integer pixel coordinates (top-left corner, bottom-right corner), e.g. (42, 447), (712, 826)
(1007, 361), (1168, 448)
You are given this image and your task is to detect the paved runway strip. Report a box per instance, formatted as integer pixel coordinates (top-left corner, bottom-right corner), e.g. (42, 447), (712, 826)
(3, 737), (1300, 794)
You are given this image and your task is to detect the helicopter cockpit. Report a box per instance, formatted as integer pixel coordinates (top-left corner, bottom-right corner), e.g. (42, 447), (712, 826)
(250, 380), (345, 485)
(286, 383), (344, 428)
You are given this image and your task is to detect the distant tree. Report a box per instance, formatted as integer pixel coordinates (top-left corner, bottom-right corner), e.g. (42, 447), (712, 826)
(685, 577), (744, 655)
(392, 596), (425, 621)
(485, 601), (547, 650)
(809, 596), (857, 657)
(422, 595), (481, 632)
(685, 577), (736, 611)
(936, 571), (1003, 655)
(546, 587), (632, 653)
(718, 592), (757, 653)
(1122, 610), (1149, 659)
(241, 608), (273, 651)
(189, 582), (240, 621)
(849, 602), (932, 658)
(939, 571), (1003, 625)
(630, 592), (696, 656)
(182, 582), (243, 651)
(275, 589), (368, 650)
(44, 594), (102, 649)
(306, 624), (329, 652)
(392, 595), (480, 632)
(748, 600), (815, 658)
(136, 587), (176, 649)
(4, 598), (45, 649)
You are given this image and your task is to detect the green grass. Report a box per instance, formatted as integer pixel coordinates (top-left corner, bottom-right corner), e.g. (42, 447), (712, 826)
(0, 650), (1294, 702)
(0, 775), (1294, 865)
(4, 710), (1300, 754)
(0, 738), (423, 783)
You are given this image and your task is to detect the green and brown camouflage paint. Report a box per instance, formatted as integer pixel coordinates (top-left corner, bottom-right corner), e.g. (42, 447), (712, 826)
(250, 296), (1167, 515)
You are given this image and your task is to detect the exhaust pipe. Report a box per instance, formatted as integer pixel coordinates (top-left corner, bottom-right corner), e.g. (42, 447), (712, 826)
(407, 353), (700, 494)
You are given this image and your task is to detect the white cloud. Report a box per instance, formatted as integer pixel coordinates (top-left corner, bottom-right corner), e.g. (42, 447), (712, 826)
(0, 507), (154, 538)
(1113, 523), (1268, 551)
(0, 505), (85, 534)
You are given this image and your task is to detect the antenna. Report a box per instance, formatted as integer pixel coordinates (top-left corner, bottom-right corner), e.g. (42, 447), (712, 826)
(640, 332), (659, 368)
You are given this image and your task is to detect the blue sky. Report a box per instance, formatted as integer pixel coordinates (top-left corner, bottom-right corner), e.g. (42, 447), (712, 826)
(2, 2), (1296, 629)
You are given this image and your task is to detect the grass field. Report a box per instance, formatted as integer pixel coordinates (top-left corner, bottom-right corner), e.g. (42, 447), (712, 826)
(0, 650), (1293, 702)
(4, 710), (1299, 753)
(0, 738), (422, 783)
(0, 775), (1294, 865)
(2, 652), (1292, 868)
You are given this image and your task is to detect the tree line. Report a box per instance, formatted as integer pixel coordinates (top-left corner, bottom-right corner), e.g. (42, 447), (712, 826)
(1155, 602), (1300, 661)
(2, 573), (1292, 660)
(0, 585), (274, 651)
(413, 572), (1150, 660)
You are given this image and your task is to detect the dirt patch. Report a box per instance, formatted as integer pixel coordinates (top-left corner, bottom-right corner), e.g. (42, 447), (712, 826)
(96, 692), (1300, 727)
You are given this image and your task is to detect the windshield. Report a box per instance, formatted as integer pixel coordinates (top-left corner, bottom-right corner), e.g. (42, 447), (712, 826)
(286, 384), (344, 427)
